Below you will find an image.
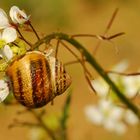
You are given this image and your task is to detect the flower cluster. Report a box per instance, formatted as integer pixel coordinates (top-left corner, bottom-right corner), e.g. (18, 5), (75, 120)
(0, 6), (29, 61)
(0, 6), (29, 103)
(85, 61), (140, 135)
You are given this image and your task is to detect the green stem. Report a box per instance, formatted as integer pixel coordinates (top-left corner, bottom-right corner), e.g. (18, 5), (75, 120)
(33, 33), (140, 118)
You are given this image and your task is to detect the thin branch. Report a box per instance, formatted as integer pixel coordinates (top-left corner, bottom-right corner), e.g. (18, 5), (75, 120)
(28, 21), (40, 40)
(33, 33), (140, 118)
(93, 8), (119, 54)
(104, 8), (119, 34)
(60, 40), (92, 78)
(71, 32), (124, 41)
(81, 53), (97, 94)
(71, 34), (104, 39)
(28, 109), (56, 140)
(16, 28), (32, 47)
(8, 119), (40, 129)
(64, 59), (83, 66)
(106, 70), (140, 76)
(106, 32), (125, 40)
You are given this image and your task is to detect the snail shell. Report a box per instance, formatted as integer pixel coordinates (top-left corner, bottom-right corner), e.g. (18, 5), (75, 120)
(6, 51), (71, 108)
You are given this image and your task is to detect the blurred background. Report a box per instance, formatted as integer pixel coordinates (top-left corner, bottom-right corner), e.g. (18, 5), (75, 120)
(0, 0), (140, 140)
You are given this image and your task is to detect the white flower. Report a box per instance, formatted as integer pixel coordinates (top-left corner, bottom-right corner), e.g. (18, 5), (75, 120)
(2, 45), (13, 60)
(0, 27), (17, 43)
(124, 110), (139, 125)
(10, 6), (30, 24)
(91, 60), (140, 99)
(103, 118), (127, 135)
(85, 60), (140, 135)
(0, 9), (10, 29)
(84, 98), (139, 135)
(114, 122), (127, 135)
(0, 27), (17, 60)
(91, 79), (109, 97)
(123, 76), (140, 98)
(85, 105), (103, 125)
(85, 99), (126, 134)
(0, 6), (29, 28)
(0, 79), (9, 102)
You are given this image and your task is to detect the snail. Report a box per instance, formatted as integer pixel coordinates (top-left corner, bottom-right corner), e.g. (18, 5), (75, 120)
(6, 51), (71, 108)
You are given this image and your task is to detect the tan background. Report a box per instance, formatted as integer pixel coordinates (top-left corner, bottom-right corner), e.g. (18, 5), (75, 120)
(0, 0), (140, 140)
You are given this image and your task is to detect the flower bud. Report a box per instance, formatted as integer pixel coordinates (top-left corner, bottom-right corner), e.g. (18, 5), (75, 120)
(10, 6), (30, 24)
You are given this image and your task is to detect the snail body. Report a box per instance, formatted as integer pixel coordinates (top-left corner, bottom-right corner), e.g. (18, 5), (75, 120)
(6, 51), (71, 108)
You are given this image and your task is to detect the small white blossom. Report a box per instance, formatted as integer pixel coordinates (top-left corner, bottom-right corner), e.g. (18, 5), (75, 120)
(124, 110), (139, 125)
(112, 60), (128, 72)
(1, 27), (17, 43)
(0, 79), (9, 102)
(84, 98), (139, 135)
(109, 106), (124, 120)
(123, 76), (140, 98)
(10, 6), (30, 24)
(0, 27), (17, 60)
(109, 60), (128, 82)
(87, 60), (140, 135)
(0, 9), (10, 29)
(2, 45), (13, 60)
(85, 105), (103, 125)
(92, 79), (109, 97)
(114, 122), (127, 135)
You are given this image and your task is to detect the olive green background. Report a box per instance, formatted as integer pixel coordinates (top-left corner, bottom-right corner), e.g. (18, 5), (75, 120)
(0, 0), (140, 140)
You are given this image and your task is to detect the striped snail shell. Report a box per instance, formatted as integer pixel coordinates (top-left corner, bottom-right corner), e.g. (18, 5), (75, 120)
(6, 51), (71, 108)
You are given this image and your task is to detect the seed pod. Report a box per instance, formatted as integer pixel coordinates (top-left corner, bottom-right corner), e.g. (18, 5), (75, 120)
(6, 51), (71, 108)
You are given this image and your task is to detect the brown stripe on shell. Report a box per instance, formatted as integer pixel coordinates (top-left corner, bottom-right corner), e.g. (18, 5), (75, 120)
(6, 57), (34, 107)
(55, 59), (59, 95)
(16, 69), (26, 106)
(63, 69), (66, 90)
(30, 59), (41, 107)
(53, 59), (71, 96)
(59, 61), (63, 93)
(30, 54), (52, 108)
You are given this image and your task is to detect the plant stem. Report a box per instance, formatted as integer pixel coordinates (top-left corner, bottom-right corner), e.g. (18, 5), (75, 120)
(16, 28), (32, 47)
(33, 32), (140, 118)
(29, 109), (56, 140)
(28, 21), (40, 40)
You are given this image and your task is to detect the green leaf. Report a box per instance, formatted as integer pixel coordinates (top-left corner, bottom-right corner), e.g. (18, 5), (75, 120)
(60, 91), (72, 130)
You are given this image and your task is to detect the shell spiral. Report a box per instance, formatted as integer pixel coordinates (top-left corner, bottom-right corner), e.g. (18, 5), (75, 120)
(6, 52), (71, 108)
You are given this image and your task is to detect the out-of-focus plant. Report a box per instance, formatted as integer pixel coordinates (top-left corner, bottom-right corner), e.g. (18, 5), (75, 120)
(0, 5), (140, 140)
(7, 93), (71, 140)
(85, 61), (140, 135)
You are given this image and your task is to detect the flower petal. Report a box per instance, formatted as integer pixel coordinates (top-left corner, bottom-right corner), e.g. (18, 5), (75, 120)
(114, 122), (127, 135)
(98, 99), (112, 112)
(109, 107), (124, 121)
(103, 118), (116, 132)
(0, 9), (10, 29)
(91, 79), (109, 97)
(85, 105), (103, 125)
(2, 27), (17, 43)
(0, 79), (9, 103)
(124, 110), (139, 125)
(10, 6), (29, 24)
(2, 45), (13, 60)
